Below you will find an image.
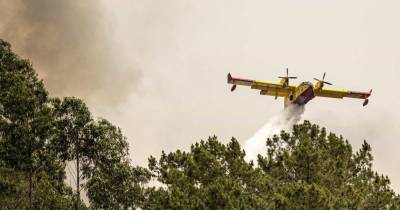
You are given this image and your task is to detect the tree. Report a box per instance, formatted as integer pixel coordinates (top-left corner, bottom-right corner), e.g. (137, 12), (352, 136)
(0, 39), (71, 209)
(53, 100), (151, 209)
(52, 97), (93, 210)
(257, 120), (400, 209)
(84, 119), (151, 209)
(147, 122), (400, 209)
(146, 136), (277, 209)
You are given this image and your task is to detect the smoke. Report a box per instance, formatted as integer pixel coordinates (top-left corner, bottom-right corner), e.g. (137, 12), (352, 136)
(0, 0), (141, 105)
(243, 105), (305, 162)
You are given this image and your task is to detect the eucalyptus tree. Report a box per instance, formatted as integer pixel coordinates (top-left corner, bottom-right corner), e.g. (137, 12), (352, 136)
(52, 99), (151, 209)
(52, 97), (93, 210)
(0, 39), (67, 209)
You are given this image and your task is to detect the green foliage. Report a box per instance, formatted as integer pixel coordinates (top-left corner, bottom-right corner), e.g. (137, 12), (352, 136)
(51, 91), (151, 209)
(258, 121), (399, 209)
(83, 119), (151, 209)
(86, 161), (151, 209)
(147, 122), (399, 210)
(0, 39), (73, 209)
(0, 38), (51, 173)
(0, 39), (149, 209)
(146, 136), (276, 209)
(51, 96), (93, 163)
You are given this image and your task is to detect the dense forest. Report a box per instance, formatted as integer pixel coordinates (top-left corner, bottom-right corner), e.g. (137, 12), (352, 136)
(0, 39), (399, 209)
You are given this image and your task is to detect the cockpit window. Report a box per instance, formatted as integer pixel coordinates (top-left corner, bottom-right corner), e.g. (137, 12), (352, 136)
(300, 81), (313, 86)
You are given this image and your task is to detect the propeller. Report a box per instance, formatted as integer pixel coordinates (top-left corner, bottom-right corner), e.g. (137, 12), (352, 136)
(279, 68), (298, 79)
(314, 72), (332, 86)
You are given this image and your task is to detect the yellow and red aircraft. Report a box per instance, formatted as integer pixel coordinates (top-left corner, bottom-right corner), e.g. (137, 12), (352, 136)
(227, 69), (372, 108)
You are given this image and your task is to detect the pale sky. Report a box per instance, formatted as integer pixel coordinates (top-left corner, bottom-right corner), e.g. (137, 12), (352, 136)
(1, 0), (399, 192)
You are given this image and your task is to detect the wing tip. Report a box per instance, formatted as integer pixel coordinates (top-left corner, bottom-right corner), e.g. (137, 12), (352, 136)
(227, 73), (233, 83)
(363, 89), (372, 107)
(365, 89), (373, 98)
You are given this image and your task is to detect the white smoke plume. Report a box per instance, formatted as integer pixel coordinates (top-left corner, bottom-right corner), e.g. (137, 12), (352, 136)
(243, 105), (305, 163)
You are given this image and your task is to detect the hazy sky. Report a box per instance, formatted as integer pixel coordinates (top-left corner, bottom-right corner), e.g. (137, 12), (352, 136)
(1, 0), (399, 192)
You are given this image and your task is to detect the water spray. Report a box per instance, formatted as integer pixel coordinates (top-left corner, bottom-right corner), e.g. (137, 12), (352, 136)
(243, 105), (305, 163)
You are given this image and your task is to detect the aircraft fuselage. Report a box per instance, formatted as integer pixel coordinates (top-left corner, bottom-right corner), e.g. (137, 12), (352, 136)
(285, 82), (315, 108)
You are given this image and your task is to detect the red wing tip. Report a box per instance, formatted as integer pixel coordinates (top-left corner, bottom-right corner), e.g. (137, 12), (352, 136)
(350, 90), (372, 98)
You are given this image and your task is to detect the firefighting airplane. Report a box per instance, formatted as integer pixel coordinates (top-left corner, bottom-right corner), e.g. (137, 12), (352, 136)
(227, 68), (372, 108)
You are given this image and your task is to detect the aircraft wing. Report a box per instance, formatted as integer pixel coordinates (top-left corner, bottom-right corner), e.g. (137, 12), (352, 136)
(227, 73), (296, 97)
(315, 88), (372, 99)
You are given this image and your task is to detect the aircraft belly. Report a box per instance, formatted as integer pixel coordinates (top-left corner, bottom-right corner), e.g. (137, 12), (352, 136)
(293, 86), (314, 105)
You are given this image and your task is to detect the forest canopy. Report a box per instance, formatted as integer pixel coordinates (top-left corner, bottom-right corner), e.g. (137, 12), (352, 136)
(0, 39), (399, 209)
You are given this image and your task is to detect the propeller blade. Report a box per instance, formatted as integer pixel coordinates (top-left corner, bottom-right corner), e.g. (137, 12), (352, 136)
(323, 72), (326, 80)
(314, 78), (321, 81)
(279, 76), (297, 79)
(279, 69), (297, 81)
(324, 81), (332, 85)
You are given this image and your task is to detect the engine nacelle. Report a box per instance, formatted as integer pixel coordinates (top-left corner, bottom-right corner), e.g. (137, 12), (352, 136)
(314, 81), (323, 91)
(363, 98), (369, 106)
(231, 84), (237, 92)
